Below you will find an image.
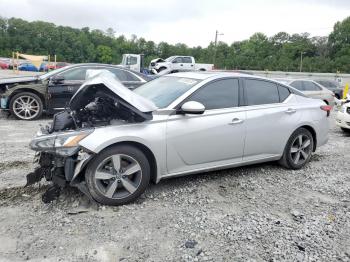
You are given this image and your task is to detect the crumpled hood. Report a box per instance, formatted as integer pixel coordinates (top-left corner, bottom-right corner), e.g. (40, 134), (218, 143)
(70, 70), (157, 112)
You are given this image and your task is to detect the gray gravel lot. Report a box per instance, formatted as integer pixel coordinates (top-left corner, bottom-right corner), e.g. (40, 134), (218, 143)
(0, 111), (349, 261)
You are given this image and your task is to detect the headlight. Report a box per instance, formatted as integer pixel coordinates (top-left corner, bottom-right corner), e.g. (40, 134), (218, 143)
(54, 132), (91, 148)
(30, 129), (94, 152)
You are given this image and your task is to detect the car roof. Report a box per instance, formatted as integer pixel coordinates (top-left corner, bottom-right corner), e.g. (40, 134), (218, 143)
(170, 71), (263, 81)
(56, 63), (151, 80)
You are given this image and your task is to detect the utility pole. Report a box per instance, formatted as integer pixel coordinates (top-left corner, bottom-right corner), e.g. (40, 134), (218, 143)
(213, 30), (224, 68)
(300, 51), (306, 72)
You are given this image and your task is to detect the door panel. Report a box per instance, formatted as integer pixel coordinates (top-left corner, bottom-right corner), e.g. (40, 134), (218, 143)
(166, 109), (246, 174)
(48, 81), (83, 109)
(243, 98), (301, 160)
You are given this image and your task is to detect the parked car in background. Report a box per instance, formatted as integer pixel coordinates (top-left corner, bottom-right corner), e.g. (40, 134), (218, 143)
(149, 56), (213, 75)
(336, 97), (350, 132)
(55, 62), (70, 69)
(39, 62), (49, 72)
(275, 79), (334, 105)
(0, 60), (9, 69)
(28, 71), (330, 205)
(314, 79), (344, 99)
(18, 62), (39, 72)
(0, 63), (152, 120)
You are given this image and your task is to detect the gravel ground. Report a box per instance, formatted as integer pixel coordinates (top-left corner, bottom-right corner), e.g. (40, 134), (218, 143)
(0, 111), (349, 262)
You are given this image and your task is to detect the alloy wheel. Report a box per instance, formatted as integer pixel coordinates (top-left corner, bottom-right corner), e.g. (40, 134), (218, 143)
(12, 95), (40, 120)
(290, 134), (312, 165)
(93, 154), (142, 199)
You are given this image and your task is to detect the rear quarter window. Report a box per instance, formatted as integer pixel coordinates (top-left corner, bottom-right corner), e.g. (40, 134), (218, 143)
(278, 85), (290, 102)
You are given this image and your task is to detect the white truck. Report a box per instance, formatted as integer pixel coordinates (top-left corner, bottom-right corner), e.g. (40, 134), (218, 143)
(120, 54), (148, 74)
(149, 56), (214, 75)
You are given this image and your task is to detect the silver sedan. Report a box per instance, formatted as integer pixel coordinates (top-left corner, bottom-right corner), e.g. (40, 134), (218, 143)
(29, 72), (330, 205)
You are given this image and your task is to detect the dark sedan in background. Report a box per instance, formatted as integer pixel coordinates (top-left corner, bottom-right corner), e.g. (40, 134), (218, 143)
(0, 63), (152, 120)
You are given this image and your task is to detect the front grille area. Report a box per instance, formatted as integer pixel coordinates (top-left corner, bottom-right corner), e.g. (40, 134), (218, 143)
(347, 107), (350, 114)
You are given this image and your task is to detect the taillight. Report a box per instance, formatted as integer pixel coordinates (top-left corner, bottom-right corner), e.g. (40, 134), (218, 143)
(320, 105), (332, 117)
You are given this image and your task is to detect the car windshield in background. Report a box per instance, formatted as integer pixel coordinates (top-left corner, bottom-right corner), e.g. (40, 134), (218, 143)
(315, 80), (338, 89)
(134, 76), (200, 108)
(39, 66), (71, 80)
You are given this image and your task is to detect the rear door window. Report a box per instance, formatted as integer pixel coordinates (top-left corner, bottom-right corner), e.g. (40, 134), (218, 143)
(290, 81), (304, 91)
(303, 81), (321, 91)
(107, 68), (140, 82)
(182, 57), (193, 63)
(245, 79), (280, 106)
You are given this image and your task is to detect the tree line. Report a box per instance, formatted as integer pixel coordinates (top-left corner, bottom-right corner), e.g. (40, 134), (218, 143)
(0, 16), (349, 73)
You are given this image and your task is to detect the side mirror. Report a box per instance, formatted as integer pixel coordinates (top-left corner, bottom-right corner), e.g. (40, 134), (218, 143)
(180, 101), (205, 115)
(50, 75), (65, 84)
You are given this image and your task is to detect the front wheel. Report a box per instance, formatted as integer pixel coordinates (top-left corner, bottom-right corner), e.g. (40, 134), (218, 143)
(279, 128), (314, 169)
(85, 145), (150, 206)
(9, 92), (43, 120)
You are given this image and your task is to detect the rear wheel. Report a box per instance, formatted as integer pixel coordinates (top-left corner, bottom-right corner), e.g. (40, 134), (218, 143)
(85, 145), (150, 205)
(9, 92), (43, 120)
(279, 128), (314, 169)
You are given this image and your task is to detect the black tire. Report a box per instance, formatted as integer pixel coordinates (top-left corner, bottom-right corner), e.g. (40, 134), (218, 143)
(9, 92), (43, 120)
(341, 127), (350, 133)
(279, 128), (314, 169)
(85, 145), (150, 206)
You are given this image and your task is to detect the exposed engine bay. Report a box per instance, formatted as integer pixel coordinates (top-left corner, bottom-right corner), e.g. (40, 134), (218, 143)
(47, 83), (152, 133)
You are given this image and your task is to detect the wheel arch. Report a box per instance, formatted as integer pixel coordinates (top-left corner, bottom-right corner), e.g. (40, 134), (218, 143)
(8, 88), (46, 109)
(96, 141), (158, 184)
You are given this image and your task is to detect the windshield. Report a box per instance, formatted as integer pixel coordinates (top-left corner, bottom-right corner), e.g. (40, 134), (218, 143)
(38, 66), (71, 80)
(134, 76), (200, 108)
(165, 56), (176, 62)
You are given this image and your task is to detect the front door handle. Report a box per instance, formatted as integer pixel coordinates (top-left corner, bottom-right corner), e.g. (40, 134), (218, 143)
(229, 118), (244, 125)
(285, 108), (297, 114)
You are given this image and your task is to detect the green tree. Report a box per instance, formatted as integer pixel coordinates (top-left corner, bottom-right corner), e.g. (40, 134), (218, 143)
(96, 45), (112, 64)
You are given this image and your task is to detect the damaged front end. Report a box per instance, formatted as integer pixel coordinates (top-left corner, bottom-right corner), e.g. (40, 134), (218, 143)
(27, 71), (157, 203)
(28, 128), (95, 203)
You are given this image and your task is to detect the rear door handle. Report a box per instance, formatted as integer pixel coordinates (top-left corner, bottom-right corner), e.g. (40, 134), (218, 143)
(229, 118), (244, 125)
(285, 108), (297, 114)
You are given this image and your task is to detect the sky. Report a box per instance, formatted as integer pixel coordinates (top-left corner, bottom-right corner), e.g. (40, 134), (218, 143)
(0, 0), (349, 47)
